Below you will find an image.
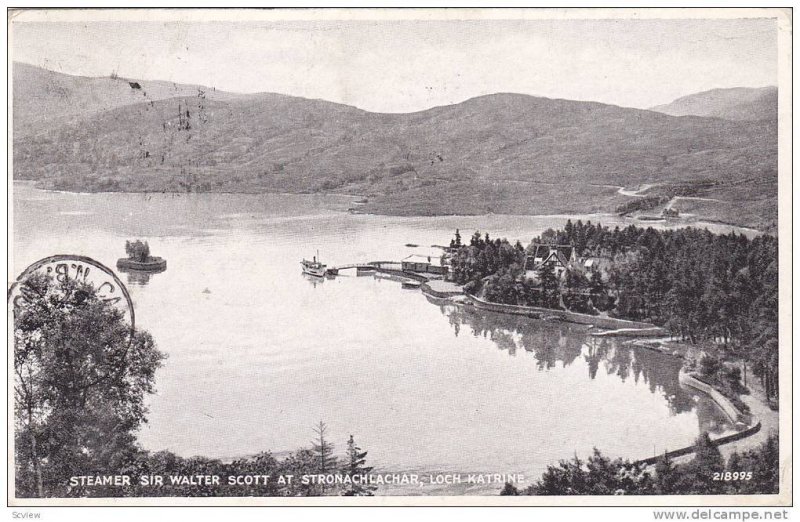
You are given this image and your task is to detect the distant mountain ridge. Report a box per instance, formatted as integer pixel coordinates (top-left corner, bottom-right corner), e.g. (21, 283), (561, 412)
(650, 86), (778, 121)
(12, 64), (778, 231)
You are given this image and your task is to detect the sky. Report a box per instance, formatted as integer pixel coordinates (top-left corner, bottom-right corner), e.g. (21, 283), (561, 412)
(10, 13), (779, 113)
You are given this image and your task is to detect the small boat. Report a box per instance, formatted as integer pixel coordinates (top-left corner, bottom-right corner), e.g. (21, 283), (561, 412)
(402, 280), (422, 289)
(301, 252), (327, 277)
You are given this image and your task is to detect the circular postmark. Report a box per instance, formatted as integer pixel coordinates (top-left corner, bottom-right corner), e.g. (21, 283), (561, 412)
(8, 255), (135, 337)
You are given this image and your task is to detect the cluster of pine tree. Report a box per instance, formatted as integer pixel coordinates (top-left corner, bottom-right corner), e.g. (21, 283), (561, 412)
(446, 222), (779, 403)
(448, 229), (603, 310)
(501, 433), (779, 496)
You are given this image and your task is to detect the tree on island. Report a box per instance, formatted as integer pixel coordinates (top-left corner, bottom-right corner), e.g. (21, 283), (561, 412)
(125, 239), (151, 262)
(13, 273), (165, 498)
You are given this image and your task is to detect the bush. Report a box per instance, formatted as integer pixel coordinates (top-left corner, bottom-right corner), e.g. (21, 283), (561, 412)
(521, 435), (779, 496)
(125, 240), (150, 262)
(723, 366), (749, 395)
(699, 354), (722, 379)
(563, 293), (597, 315)
(464, 280), (480, 295)
(591, 293), (616, 312)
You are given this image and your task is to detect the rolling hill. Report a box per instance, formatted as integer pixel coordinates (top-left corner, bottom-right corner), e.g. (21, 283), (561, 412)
(12, 64), (778, 231)
(12, 62), (246, 137)
(650, 86), (778, 121)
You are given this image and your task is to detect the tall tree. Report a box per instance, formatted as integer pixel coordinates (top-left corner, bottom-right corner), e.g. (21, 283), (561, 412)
(342, 435), (376, 496)
(537, 262), (560, 309)
(311, 421), (338, 494)
(674, 433), (725, 494)
(653, 454), (680, 494)
(450, 229), (462, 248)
(14, 273), (165, 498)
(727, 434), (779, 494)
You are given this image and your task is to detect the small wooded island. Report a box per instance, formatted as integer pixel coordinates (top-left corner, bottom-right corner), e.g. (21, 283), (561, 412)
(117, 239), (167, 272)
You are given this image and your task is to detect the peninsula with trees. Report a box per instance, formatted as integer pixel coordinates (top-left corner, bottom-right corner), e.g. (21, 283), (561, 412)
(446, 222), (778, 406)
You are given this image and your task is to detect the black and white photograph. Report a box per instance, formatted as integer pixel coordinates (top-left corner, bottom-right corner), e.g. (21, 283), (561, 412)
(6, 7), (792, 509)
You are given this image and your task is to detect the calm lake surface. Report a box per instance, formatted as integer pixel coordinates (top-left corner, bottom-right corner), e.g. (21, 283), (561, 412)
(13, 182), (748, 495)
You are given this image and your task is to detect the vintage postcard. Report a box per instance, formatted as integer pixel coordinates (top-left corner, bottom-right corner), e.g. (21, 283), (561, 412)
(6, 7), (792, 508)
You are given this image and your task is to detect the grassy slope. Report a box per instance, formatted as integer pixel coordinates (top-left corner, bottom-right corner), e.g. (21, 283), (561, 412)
(13, 65), (778, 230)
(650, 86), (778, 122)
(12, 62), (247, 138)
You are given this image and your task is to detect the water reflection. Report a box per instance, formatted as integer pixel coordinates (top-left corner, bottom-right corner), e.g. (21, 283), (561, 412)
(301, 272), (342, 287)
(300, 273), (325, 287)
(117, 265), (166, 286)
(433, 299), (733, 436)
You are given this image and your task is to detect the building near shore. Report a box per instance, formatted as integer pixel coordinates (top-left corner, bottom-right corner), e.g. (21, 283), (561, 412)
(524, 244), (576, 279)
(402, 254), (447, 275)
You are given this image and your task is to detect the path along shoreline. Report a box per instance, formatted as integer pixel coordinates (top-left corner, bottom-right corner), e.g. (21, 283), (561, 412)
(633, 371), (762, 466)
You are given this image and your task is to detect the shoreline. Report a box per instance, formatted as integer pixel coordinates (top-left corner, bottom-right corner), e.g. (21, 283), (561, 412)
(12, 180), (765, 236)
(416, 279), (664, 333)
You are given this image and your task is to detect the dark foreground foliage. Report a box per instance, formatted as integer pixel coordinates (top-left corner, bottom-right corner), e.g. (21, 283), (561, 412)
(49, 427), (376, 498)
(14, 273), (165, 498)
(501, 433), (779, 496)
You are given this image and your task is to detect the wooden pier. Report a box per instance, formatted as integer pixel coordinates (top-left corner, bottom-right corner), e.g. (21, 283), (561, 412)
(325, 261), (403, 276)
(325, 261), (433, 282)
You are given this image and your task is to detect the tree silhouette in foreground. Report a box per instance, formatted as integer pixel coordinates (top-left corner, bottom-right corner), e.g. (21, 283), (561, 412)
(342, 434), (377, 496)
(311, 421), (338, 494)
(14, 273), (165, 498)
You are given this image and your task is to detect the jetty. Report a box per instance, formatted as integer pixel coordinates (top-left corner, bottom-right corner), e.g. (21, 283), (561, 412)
(325, 261), (403, 276)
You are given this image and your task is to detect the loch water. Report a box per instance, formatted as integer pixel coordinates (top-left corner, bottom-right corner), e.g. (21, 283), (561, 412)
(13, 182), (746, 494)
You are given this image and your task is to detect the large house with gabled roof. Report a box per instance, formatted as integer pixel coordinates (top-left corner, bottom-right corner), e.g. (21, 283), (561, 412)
(524, 244), (576, 280)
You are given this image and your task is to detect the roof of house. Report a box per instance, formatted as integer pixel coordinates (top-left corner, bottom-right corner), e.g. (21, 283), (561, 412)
(403, 254), (444, 267)
(526, 244), (575, 270)
(530, 244), (574, 260)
